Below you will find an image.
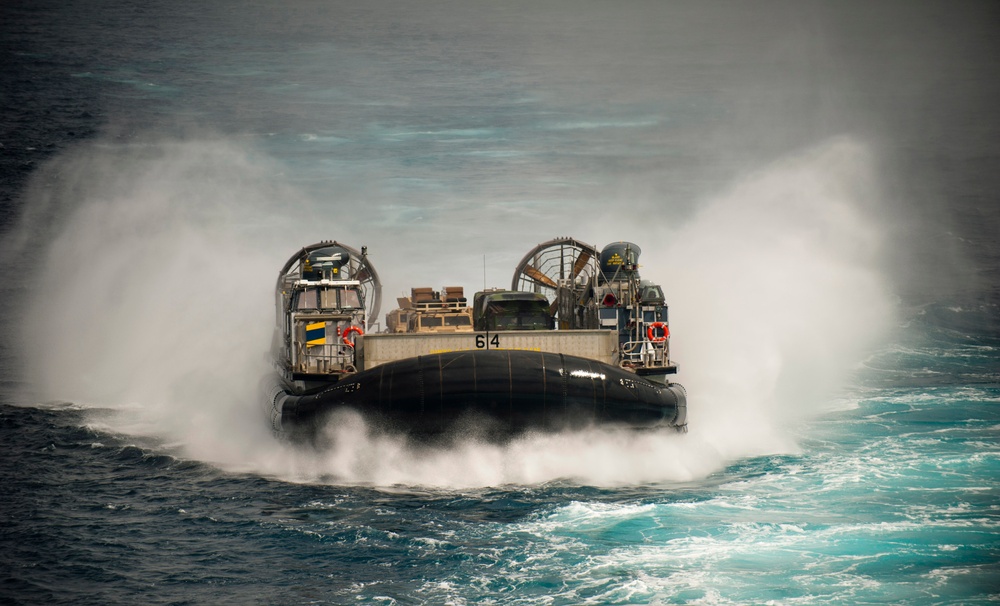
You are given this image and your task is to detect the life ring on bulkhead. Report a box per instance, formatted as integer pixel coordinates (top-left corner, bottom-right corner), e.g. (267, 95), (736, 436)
(342, 325), (364, 348)
(647, 322), (669, 342)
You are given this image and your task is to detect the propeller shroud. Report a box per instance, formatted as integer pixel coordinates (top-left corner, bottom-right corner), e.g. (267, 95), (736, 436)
(511, 237), (600, 318)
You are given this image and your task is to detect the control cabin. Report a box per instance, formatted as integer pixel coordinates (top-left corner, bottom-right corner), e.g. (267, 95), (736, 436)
(273, 244), (369, 385)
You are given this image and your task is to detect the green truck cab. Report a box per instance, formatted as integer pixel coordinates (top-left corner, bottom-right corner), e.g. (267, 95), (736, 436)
(472, 290), (554, 331)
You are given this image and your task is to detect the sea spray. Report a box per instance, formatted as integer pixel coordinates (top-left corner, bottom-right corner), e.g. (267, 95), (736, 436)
(10, 135), (896, 487)
(9, 137), (295, 458)
(655, 137), (895, 461)
(255, 418), (716, 488)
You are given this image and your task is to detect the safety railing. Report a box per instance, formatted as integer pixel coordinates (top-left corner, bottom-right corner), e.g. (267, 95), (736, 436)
(619, 339), (670, 368)
(294, 341), (356, 374)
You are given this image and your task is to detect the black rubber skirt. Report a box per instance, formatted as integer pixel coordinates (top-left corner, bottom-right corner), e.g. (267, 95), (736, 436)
(265, 349), (686, 441)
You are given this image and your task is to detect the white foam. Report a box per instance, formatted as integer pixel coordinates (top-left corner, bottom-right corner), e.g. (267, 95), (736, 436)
(8, 135), (897, 487)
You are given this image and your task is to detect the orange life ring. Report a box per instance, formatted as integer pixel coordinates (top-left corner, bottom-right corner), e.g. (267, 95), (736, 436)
(647, 322), (669, 342)
(342, 325), (364, 348)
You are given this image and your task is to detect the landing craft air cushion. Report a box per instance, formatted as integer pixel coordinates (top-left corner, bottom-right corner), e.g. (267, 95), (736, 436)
(264, 238), (687, 441)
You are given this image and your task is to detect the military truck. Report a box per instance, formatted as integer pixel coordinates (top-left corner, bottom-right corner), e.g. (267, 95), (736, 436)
(471, 289), (554, 331)
(385, 286), (474, 333)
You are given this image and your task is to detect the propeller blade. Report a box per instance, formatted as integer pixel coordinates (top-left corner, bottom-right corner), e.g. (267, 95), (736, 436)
(523, 264), (558, 289)
(570, 250), (592, 279)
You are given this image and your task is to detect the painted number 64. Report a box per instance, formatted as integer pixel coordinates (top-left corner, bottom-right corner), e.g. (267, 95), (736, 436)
(475, 334), (500, 349)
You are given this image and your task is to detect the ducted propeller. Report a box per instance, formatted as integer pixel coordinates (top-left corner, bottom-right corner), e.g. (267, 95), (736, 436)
(511, 237), (600, 321)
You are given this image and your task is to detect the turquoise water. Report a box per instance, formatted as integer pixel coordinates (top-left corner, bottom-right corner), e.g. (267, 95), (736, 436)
(5, 327), (996, 604)
(2, 1), (998, 603)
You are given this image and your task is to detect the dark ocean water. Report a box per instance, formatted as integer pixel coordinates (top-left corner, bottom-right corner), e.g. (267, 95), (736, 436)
(2, 1), (999, 604)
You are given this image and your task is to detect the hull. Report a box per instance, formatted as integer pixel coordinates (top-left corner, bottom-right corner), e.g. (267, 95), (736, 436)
(265, 349), (687, 441)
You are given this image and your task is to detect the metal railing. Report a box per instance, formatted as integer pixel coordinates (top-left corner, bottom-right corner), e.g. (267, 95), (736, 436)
(294, 341), (357, 374)
(619, 339), (669, 368)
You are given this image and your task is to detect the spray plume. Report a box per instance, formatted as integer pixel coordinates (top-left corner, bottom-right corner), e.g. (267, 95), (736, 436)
(653, 136), (895, 460)
(7, 135), (894, 488)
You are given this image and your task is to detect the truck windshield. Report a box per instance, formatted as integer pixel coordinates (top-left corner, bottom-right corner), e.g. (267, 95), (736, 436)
(487, 301), (552, 330)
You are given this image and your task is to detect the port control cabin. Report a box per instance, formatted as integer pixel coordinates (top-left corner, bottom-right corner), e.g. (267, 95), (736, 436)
(273, 242), (379, 388)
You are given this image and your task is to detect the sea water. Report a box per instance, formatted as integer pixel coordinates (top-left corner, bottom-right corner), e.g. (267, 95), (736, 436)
(1, 1), (998, 603)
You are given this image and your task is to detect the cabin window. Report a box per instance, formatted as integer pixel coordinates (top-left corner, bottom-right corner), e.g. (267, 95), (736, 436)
(339, 289), (362, 309)
(444, 316), (471, 326)
(640, 285), (665, 304)
(296, 289), (318, 310)
(298, 287), (364, 311)
(320, 289), (338, 309)
(421, 316), (444, 327)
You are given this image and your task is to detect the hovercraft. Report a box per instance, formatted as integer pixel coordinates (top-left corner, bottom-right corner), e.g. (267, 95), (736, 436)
(264, 238), (687, 441)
